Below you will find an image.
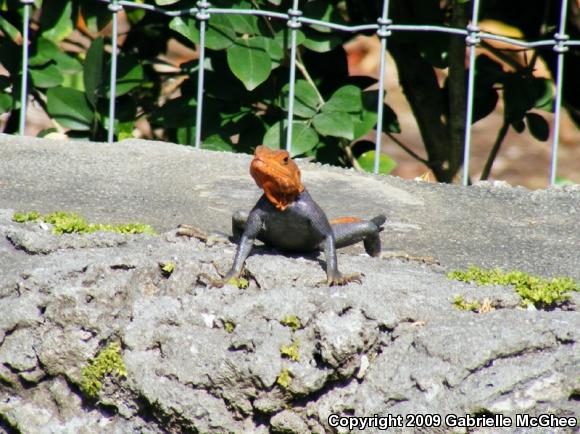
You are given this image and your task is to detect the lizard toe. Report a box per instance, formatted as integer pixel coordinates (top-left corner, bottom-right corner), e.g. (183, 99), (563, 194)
(327, 272), (362, 286)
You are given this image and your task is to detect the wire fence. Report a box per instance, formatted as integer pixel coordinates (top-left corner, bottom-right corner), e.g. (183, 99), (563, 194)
(14, 0), (580, 186)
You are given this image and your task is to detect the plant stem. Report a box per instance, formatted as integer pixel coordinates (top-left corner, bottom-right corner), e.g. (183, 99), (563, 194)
(344, 141), (363, 171)
(385, 132), (430, 166)
(295, 55), (325, 106)
(480, 120), (510, 180)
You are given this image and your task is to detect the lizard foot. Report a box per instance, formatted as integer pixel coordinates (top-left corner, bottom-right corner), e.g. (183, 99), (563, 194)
(199, 271), (249, 289)
(325, 272), (362, 286)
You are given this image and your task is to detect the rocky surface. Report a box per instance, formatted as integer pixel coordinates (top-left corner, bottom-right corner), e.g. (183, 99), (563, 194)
(0, 135), (579, 433)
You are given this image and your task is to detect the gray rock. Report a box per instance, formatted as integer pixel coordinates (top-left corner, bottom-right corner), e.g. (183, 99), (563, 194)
(0, 136), (578, 434)
(270, 410), (310, 434)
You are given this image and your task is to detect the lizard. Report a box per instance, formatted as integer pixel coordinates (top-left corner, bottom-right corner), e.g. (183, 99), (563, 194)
(212, 145), (386, 286)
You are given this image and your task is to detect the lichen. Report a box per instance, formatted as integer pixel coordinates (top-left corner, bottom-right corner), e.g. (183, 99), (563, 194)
(12, 211), (41, 222)
(448, 266), (579, 309)
(160, 262), (175, 275)
(80, 342), (127, 399)
(280, 314), (302, 331)
(280, 339), (300, 361)
(227, 277), (249, 289)
(13, 211), (156, 235)
(223, 320), (236, 333)
(453, 295), (481, 312)
(276, 368), (291, 389)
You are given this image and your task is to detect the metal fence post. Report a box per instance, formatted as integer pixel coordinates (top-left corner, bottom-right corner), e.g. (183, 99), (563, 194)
(194, 0), (210, 149)
(18, 0), (34, 135)
(285, 0), (302, 153)
(107, 0), (122, 143)
(549, 0), (570, 186)
(461, 0), (481, 186)
(373, 0), (392, 174)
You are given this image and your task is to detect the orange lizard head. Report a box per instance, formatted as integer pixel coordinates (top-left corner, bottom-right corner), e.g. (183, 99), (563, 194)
(250, 145), (305, 210)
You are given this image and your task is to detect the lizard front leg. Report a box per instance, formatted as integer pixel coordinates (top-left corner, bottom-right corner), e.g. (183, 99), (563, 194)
(210, 210), (262, 288)
(322, 234), (361, 286)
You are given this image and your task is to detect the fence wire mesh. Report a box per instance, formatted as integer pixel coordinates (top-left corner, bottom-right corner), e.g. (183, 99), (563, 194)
(12, 0), (580, 186)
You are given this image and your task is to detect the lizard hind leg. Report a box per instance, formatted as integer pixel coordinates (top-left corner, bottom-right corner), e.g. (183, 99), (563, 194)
(364, 214), (386, 257)
(330, 214), (386, 257)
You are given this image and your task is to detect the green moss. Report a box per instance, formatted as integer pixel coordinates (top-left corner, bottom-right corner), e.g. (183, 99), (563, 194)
(280, 314), (302, 331)
(276, 368), (291, 389)
(13, 211), (156, 235)
(280, 339), (300, 361)
(226, 277), (249, 289)
(453, 295), (481, 312)
(448, 266), (579, 309)
(80, 342), (127, 399)
(12, 211), (41, 222)
(160, 262), (175, 275)
(223, 320), (236, 333)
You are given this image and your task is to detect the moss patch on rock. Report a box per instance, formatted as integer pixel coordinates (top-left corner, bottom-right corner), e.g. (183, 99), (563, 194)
(80, 342), (127, 399)
(449, 266), (579, 309)
(13, 211), (155, 235)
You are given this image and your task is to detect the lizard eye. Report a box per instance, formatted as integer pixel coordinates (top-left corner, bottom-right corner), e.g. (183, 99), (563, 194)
(282, 156), (289, 165)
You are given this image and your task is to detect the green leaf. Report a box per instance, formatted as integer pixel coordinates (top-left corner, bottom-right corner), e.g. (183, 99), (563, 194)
(170, 15), (236, 51)
(352, 109), (377, 140)
(263, 37), (284, 68)
(0, 13), (21, 43)
(107, 55), (145, 97)
(352, 90), (400, 136)
(281, 80), (320, 118)
(176, 126), (196, 145)
(303, 1), (345, 33)
(46, 87), (94, 131)
(227, 14), (259, 35)
(169, 16), (196, 43)
(29, 38), (82, 76)
(323, 85), (362, 113)
(29, 64), (63, 88)
(313, 112), (354, 140)
(555, 176), (575, 185)
(275, 29), (306, 50)
(532, 78), (554, 112)
(84, 37), (105, 107)
(352, 91), (383, 139)
(40, 0), (74, 42)
(357, 150), (396, 175)
(0, 93), (12, 114)
(302, 29), (342, 53)
(155, 0), (181, 5)
(203, 134), (235, 152)
(263, 121), (319, 156)
(29, 38), (59, 67)
(227, 37), (272, 91)
(526, 113), (550, 141)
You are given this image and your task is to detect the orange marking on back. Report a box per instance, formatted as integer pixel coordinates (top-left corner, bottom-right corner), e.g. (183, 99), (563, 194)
(330, 217), (363, 225)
